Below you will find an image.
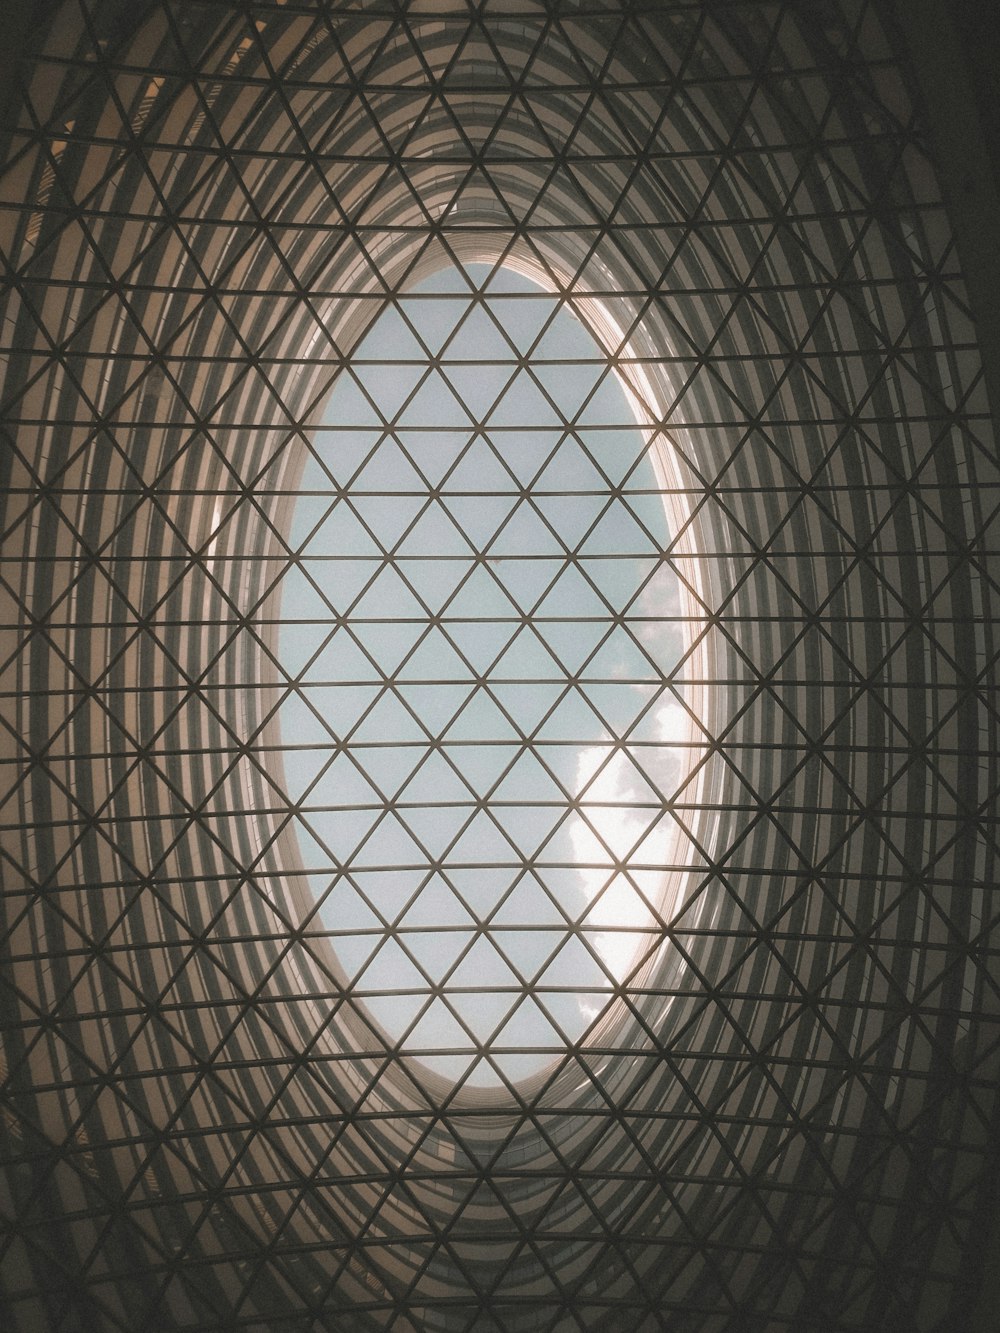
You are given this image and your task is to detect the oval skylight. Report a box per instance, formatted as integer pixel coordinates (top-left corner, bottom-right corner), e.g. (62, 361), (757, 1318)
(278, 263), (690, 1087)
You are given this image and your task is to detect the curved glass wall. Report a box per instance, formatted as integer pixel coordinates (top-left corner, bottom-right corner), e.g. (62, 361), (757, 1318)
(1, 3), (998, 1331)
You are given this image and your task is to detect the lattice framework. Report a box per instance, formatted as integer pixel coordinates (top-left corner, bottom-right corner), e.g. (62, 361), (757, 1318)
(1, 3), (998, 1331)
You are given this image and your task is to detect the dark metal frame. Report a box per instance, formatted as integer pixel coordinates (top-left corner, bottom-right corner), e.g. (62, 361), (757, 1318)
(1, 2), (998, 1329)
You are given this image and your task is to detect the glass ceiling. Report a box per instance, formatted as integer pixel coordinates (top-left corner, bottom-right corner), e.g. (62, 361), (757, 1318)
(2, 3), (998, 1329)
(279, 263), (690, 1085)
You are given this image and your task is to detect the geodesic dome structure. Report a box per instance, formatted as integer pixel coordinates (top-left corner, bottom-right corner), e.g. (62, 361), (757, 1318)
(1, 2), (999, 1330)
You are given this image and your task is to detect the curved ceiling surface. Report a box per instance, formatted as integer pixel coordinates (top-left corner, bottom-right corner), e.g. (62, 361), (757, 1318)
(1, 2), (998, 1330)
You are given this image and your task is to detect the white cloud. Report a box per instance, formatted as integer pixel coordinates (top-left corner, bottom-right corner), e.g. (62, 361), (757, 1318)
(570, 701), (693, 1006)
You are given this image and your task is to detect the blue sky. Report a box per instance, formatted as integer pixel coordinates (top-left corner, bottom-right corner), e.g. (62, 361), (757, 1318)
(276, 263), (688, 1086)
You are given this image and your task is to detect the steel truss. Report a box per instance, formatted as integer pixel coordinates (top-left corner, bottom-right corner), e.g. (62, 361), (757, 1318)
(1, 2), (998, 1330)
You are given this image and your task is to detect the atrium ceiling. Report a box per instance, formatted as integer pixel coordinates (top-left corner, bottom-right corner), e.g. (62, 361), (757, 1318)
(1, 2), (998, 1330)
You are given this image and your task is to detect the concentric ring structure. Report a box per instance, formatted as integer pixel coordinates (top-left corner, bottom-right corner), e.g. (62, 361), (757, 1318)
(2, 3), (999, 1330)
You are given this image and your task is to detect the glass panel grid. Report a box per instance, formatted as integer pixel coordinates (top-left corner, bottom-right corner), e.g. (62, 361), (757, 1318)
(0, 3), (997, 1330)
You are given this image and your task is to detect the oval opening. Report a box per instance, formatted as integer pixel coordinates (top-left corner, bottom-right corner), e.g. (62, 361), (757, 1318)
(278, 263), (690, 1088)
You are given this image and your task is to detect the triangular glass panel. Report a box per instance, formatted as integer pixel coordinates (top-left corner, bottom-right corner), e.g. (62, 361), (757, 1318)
(397, 803), (474, 861)
(582, 681), (660, 736)
(305, 751), (383, 810)
(349, 493), (427, 549)
(395, 683), (474, 737)
(274, 687), (333, 751)
(397, 748), (476, 806)
(277, 724), (330, 803)
(351, 436), (429, 493)
(352, 563), (427, 619)
(399, 873), (476, 930)
(402, 242), (472, 291)
(286, 491), (335, 551)
(442, 166), (518, 224)
(445, 688), (521, 743)
(577, 426), (648, 486)
(395, 502), (473, 559)
(440, 563), (520, 621)
(440, 744), (520, 799)
(446, 808), (519, 865)
(399, 295), (471, 355)
(530, 359), (604, 419)
(442, 618), (519, 674)
(540, 809), (613, 867)
(538, 933), (613, 990)
(294, 815), (341, 871)
(492, 428), (563, 485)
(351, 869), (426, 928)
(580, 372), (650, 428)
(630, 810), (690, 869)
(444, 865), (522, 923)
(295, 558), (380, 617)
(447, 934), (521, 994)
(441, 433), (519, 493)
(439, 362), (517, 422)
(350, 745), (425, 801)
(299, 500), (382, 557)
(533, 688), (608, 742)
(353, 304), (427, 360)
(276, 589), (339, 676)
(492, 872), (567, 927)
(397, 627), (476, 682)
(534, 989), (602, 1044)
(440, 492), (517, 547)
(489, 681), (565, 735)
(493, 995), (563, 1052)
(350, 361), (428, 423)
(491, 627), (563, 680)
(488, 370), (562, 428)
(539, 618), (609, 674)
(580, 498), (662, 557)
(399, 371), (475, 429)
(446, 300), (520, 361)
(320, 891), (383, 980)
(402, 996), (476, 1061)
(314, 371), (381, 426)
(353, 811), (428, 869)
(532, 492), (608, 548)
(395, 428), (472, 485)
(349, 619), (425, 675)
(351, 691), (429, 745)
(290, 684), (382, 737)
(484, 557), (563, 613)
(582, 554), (659, 612)
(399, 923), (474, 984)
(485, 294), (559, 355)
(364, 992), (429, 1041)
(488, 499), (566, 557)
(492, 802), (567, 859)
(535, 562), (613, 618)
(492, 751), (567, 804)
(356, 937), (430, 993)
(395, 554), (473, 610)
(536, 437), (617, 502)
(532, 306), (605, 360)
(583, 624), (660, 681)
(621, 488), (671, 545)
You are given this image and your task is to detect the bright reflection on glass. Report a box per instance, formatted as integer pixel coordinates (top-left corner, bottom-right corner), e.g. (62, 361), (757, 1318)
(278, 264), (687, 1086)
